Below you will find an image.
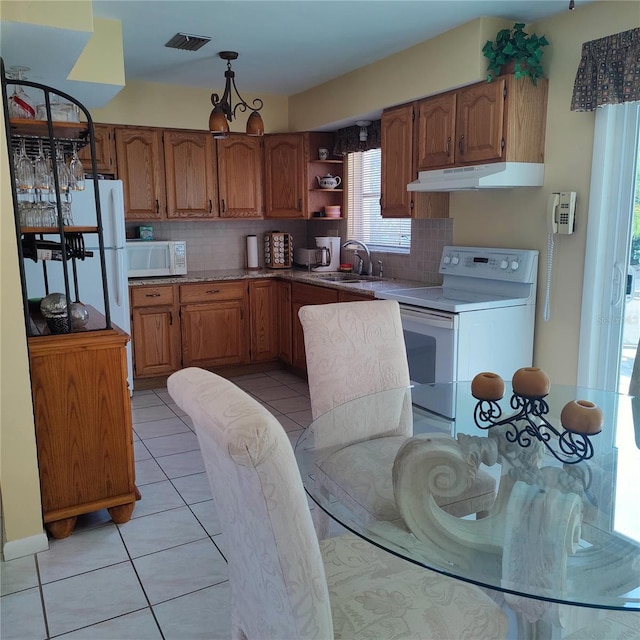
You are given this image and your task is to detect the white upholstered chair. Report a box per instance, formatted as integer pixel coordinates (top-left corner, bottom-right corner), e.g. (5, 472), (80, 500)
(167, 367), (507, 640)
(298, 299), (497, 537)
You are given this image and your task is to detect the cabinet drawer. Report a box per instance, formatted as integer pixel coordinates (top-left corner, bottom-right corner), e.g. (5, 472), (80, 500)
(131, 285), (176, 307)
(180, 281), (246, 304)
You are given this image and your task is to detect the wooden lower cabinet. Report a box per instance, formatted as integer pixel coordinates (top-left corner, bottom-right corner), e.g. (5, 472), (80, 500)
(338, 291), (373, 302)
(291, 282), (338, 372)
(130, 285), (181, 378)
(179, 281), (249, 368)
(28, 326), (137, 539)
(277, 281), (293, 365)
(249, 279), (278, 362)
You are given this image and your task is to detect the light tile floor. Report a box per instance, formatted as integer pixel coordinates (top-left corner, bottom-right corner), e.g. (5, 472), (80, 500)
(1, 369), (312, 640)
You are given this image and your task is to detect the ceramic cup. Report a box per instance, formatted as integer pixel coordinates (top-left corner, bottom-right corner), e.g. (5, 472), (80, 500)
(318, 148), (329, 160)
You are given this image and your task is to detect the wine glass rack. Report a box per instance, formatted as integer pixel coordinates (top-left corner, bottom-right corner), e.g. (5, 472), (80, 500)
(1, 57), (112, 336)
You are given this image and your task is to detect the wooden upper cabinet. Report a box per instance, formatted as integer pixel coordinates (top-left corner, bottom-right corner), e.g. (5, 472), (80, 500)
(415, 76), (548, 170)
(115, 127), (166, 220)
(381, 104), (415, 218)
(455, 80), (505, 165)
(217, 135), (264, 218)
(416, 93), (457, 170)
(264, 134), (306, 218)
(164, 130), (218, 219)
(78, 123), (116, 175)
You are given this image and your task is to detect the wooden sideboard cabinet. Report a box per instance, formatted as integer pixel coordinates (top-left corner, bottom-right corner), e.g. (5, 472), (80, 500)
(130, 285), (181, 378)
(28, 323), (138, 539)
(180, 281), (249, 368)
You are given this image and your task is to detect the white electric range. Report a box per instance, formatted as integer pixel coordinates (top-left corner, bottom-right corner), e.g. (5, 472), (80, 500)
(377, 246), (539, 388)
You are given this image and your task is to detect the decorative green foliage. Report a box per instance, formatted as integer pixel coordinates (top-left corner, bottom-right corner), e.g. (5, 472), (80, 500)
(482, 22), (550, 85)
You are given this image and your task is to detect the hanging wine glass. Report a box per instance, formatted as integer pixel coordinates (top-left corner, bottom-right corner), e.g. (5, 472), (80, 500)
(68, 143), (85, 191)
(53, 143), (70, 193)
(14, 138), (35, 191)
(7, 66), (35, 120)
(34, 140), (51, 192)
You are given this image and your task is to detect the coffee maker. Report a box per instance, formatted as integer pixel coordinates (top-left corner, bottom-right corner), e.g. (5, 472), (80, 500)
(311, 236), (341, 272)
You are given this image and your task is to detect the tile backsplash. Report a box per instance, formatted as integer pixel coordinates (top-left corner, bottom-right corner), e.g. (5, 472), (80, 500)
(126, 217), (452, 283)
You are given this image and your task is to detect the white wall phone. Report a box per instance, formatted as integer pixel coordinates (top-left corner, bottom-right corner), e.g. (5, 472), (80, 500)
(544, 191), (577, 321)
(548, 191), (577, 235)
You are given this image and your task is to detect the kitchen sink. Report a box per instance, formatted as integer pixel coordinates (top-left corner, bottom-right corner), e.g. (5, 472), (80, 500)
(308, 273), (383, 283)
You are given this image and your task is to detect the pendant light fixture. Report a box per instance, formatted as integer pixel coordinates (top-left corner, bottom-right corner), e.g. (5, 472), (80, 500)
(209, 51), (264, 138)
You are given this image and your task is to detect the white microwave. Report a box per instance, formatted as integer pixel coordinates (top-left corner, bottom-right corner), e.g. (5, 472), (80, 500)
(126, 240), (187, 278)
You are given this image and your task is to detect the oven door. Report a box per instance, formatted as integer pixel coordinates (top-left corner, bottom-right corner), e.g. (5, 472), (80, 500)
(399, 304), (457, 384)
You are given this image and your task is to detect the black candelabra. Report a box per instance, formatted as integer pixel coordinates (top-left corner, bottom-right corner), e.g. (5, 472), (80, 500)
(471, 369), (602, 465)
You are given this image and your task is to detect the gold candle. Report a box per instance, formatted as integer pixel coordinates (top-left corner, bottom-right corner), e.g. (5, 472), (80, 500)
(471, 372), (505, 401)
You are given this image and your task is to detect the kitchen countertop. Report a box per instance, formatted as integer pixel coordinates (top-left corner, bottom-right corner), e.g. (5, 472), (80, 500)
(128, 268), (434, 297)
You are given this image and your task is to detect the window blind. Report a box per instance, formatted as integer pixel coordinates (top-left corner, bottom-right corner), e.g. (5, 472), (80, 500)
(347, 149), (411, 250)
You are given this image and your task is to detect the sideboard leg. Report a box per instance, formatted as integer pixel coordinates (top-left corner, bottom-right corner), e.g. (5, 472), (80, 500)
(46, 516), (77, 539)
(108, 502), (135, 524)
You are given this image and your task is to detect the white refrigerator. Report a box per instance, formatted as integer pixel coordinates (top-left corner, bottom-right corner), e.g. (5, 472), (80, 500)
(24, 180), (133, 391)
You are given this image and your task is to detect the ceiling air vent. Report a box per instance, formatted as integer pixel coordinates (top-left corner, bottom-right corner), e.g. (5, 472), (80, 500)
(165, 33), (211, 52)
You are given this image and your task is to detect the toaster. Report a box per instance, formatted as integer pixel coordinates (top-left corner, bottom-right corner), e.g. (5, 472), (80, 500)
(263, 232), (293, 269)
(294, 247), (321, 267)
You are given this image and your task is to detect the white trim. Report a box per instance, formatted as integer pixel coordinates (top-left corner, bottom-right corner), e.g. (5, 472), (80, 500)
(577, 102), (640, 390)
(3, 532), (49, 561)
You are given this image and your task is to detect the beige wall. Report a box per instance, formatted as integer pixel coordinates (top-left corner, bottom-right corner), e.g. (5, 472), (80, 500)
(90, 80), (289, 132)
(289, 2), (639, 384)
(0, 114), (45, 547)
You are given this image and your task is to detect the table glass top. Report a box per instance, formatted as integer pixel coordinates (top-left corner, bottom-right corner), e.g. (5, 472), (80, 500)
(295, 382), (640, 611)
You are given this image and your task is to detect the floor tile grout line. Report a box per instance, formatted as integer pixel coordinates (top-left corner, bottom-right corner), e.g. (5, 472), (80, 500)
(33, 550), (52, 640)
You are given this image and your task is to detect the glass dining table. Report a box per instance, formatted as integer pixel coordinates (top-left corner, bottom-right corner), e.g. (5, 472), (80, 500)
(295, 381), (640, 636)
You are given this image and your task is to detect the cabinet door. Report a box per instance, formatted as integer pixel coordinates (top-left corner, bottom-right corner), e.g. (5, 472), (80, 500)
(217, 135), (264, 218)
(78, 123), (116, 175)
(416, 93), (457, 170)
(277, 280), (292, 365)
(181, 301), (249, 367)
(249, 280), (278, 362)
(381, 104), (415, 218)
(164, 130), (218, 219)
(131, 306), (181, 378)
(291, 283), (338, 372)
(264, 134), (306, 218)
(455, 80), (505, 165)
(115, 127), (166, 220)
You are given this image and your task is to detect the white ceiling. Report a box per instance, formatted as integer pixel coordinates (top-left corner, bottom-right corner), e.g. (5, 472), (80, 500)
(90, 0), (581, 97)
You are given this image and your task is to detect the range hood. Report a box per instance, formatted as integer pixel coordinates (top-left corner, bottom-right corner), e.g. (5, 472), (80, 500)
(407, 162), (544, 192)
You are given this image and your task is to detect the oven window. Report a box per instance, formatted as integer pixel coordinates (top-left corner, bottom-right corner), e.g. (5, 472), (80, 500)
(404, 330), (436, 384)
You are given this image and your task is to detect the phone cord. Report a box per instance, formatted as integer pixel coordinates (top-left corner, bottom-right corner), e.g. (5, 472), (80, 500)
(544, 233), (554, 322)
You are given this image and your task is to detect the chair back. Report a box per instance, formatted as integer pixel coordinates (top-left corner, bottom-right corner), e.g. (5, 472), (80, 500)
(299, 300), (410, 420)
(168, 367), (334, 640)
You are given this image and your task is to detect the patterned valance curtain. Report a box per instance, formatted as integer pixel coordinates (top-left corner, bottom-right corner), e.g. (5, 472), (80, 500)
(332, 119), (381, 156)
(571, 28), (640, 111)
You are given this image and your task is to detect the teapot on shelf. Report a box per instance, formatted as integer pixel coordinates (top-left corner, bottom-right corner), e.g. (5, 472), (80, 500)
(316, 174), (341, 189)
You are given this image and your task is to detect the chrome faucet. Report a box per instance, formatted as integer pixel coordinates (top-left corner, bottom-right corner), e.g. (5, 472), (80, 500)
(342, 240), (373, 276)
